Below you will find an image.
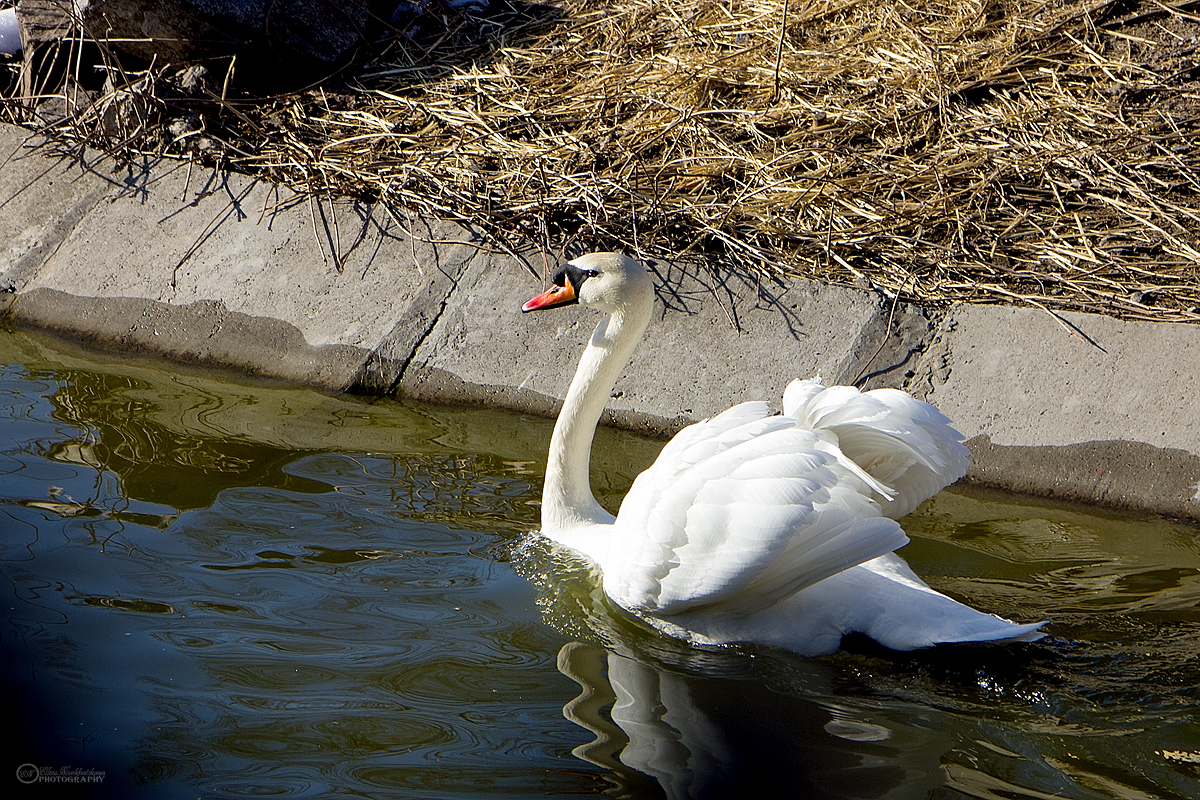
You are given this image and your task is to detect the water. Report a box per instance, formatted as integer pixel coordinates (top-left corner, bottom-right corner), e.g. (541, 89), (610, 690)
(1, 325), (1198, 800)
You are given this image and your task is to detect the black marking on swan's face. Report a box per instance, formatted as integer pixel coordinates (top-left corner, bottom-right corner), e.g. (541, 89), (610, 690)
(553, 262), (601, 300)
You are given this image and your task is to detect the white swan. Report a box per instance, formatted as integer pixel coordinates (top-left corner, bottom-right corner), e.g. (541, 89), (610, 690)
(523, 253), (1044, 656)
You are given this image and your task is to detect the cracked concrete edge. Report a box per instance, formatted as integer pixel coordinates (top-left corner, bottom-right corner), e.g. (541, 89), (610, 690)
(836, 295), (939, 391)
(351, 237), (479, 395)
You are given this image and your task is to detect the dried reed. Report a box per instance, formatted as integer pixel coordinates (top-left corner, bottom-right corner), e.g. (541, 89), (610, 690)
(4, 0), (1200, 322)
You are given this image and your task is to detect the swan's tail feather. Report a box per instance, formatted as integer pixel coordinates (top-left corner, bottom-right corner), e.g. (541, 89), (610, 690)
(866, 603), (1046, 651)
(661, 554), (1046, 657)
(861, 587), (1047, 650)
(850, 555), (1046, 651)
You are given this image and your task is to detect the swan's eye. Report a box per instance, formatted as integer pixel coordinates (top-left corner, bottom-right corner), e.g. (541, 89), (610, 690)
(558, 264), (599, 289)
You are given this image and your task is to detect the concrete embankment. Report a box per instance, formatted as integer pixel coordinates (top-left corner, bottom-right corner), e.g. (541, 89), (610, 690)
(2, 123), (1198, 521)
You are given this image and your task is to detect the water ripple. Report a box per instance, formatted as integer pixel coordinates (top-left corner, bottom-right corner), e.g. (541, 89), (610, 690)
(4, 328), (1200, 800)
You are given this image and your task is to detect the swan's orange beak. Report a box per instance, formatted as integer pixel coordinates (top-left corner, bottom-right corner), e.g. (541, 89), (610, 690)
(522, 281), (577, 312)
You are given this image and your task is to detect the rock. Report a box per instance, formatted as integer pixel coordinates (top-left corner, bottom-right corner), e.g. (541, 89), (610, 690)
(165, 112), (203, 141)
(172, 64), (212, 97)
(69, 1), (376, 87)
(92, 74), (164, 139)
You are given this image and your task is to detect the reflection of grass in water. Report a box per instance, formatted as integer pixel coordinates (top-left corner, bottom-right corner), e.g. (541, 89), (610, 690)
(901, 485), (1200, 618)
(32, 365), (338, 511)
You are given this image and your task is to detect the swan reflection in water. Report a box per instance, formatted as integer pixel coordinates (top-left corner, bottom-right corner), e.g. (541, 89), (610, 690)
(515, 534), (958, 798)
(555, 640), (954, 799)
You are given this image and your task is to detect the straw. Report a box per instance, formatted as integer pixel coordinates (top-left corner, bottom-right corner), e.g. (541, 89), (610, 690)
(4, 0), (1198, 322)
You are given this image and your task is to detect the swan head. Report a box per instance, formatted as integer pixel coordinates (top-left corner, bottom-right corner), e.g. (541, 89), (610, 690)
(522, 252), (652, 317)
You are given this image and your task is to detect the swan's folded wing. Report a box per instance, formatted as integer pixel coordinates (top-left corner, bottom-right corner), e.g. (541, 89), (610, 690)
(649, 401), (777, 475)
(609, 416), (908, 617)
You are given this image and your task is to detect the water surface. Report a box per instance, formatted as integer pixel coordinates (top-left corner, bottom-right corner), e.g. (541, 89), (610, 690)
(2, 326), (1198, 799)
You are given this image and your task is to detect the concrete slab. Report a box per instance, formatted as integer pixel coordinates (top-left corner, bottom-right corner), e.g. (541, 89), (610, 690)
(919, 304), (1198, 451)
(0, 128), (114, 311)
(396, 248), (926, 436)
(915, 304), (1200, 518)
(4, 127), (476, 389)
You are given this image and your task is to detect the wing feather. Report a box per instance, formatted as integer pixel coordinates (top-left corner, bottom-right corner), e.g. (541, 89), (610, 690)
(608, 412), (908, 617)
(785, 380), (969, 519)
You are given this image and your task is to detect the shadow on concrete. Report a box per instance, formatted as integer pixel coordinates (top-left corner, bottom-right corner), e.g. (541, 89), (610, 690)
(644, 257), (806, 339)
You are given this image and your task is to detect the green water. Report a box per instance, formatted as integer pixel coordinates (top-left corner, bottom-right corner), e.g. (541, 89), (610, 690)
(1, 326), (1197, 800)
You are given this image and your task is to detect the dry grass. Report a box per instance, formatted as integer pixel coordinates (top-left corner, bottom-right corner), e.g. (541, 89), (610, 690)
(5, 0), (1200, 322)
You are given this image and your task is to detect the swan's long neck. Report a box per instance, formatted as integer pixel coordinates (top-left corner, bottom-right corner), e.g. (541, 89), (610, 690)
(543, 302), (651, 534)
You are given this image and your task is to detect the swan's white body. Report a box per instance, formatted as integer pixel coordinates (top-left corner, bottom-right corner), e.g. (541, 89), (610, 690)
(524, 253), (1044, 656)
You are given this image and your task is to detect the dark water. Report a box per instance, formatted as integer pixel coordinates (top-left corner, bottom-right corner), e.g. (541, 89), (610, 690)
(1, 326), (1198, 800)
